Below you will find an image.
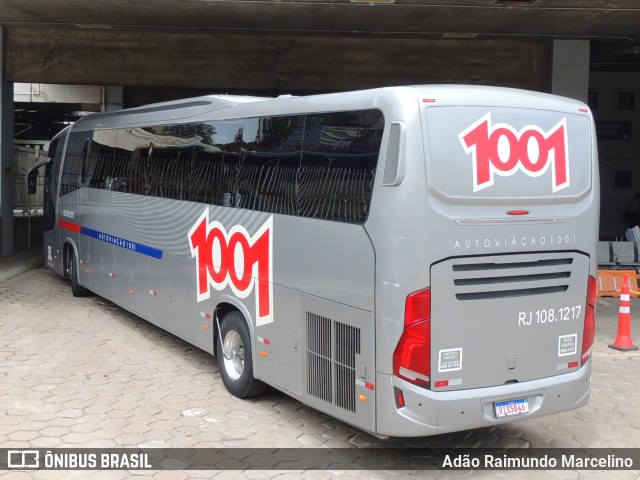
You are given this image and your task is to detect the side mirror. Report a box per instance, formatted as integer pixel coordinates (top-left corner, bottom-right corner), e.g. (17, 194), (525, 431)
(26, 157), (51, 195)
(27, 170), (38, 194)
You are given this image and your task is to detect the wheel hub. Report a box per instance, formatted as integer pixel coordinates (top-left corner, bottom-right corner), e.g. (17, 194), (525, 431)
(222, 330), (244, 380)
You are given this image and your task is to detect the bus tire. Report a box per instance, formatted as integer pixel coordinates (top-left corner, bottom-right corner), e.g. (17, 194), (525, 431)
(68, 248), (89, 297)
(216, 311), (267, 398)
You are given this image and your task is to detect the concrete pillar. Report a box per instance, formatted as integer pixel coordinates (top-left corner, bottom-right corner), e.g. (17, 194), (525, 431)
(102, 86), (124, 112)
(551, 39), (590, 103)
(0, 27), (15, 257)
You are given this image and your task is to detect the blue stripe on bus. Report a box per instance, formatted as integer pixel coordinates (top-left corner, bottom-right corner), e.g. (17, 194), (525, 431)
(80, 226), (163, 259)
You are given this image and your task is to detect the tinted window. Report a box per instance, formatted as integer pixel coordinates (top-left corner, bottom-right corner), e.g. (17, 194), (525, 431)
(85, 130), (117, 190)
(240, 116), (304, 214)
(192, 120), (243, 205)
(300, 110), (383, 223)
(113, 128), (151, 194)
(70, 110), (383, 225)
(141, 124), (195, 200)
(60, 131), (90, 196)
(44, 135), (64, 231)
(101, 125), (197, 198)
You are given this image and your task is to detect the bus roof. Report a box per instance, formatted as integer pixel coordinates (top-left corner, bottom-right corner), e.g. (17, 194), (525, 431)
(74, 94), (271, 130)
(70, 85), (588, 131)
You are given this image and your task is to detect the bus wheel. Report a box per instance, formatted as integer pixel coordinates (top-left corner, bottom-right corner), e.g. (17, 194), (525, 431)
(67, 247), (89, 297)
(216, 311), (267, 398)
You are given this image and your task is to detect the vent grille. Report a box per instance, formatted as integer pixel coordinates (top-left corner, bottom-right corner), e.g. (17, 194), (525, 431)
(306, 313), (332, 403)
(306, 312), (361, 413)
(382, 123), (402, 185)
(452, 257), (574, 301)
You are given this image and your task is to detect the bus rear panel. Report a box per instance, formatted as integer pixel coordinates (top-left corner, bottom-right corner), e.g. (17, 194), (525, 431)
(372, 86), (597, 436)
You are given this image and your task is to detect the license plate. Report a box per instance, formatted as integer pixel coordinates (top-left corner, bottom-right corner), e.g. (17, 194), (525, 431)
(495, 398), (529, 418)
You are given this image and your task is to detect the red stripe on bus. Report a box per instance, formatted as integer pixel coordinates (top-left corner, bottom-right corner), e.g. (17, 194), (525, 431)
(59, 220), (82, 233)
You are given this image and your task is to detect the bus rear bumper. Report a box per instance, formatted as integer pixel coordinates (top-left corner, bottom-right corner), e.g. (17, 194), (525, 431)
(375, 359), (591, 438)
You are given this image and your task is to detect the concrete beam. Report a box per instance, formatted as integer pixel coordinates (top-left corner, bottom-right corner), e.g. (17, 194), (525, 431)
(102, 86), (123, 112)
(0, 1), (640, 41)
(5, 27), (550, 95)
(14, 83), (102, 104)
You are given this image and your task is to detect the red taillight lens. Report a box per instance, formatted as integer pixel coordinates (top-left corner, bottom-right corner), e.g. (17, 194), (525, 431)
(393, 288), (431, 388)
(394, 387), (405, 408)
(581, 275), (596, 365)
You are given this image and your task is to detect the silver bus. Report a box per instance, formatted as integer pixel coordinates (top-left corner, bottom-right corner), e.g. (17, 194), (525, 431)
(27, 85), (598, 437)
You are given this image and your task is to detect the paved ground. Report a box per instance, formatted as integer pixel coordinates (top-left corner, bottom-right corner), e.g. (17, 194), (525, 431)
(0, 263), (639, 479)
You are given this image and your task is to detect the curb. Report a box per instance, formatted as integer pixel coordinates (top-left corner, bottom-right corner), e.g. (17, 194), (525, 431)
(0, 250), (44, 284)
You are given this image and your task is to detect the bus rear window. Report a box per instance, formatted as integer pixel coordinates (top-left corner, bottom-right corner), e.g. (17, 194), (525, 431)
(425, 106), (591, 200)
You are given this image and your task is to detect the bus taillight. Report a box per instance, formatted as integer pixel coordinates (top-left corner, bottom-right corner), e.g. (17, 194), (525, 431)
(393, 288), (431, 388)
(581, 276), (597, 366)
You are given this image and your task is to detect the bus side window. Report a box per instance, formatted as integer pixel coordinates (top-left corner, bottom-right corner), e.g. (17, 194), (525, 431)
(300, 110), (383, 223)
(193, 120), (243, 206)
(112, 128), (148, 193)
(240, 115), (304, 215)
(86, 130), (117, 190)
(141, 124), (195, 200)
(60, 132), (90, 197)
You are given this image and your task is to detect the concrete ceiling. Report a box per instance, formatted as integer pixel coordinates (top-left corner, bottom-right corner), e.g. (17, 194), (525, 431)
(0, 1), (637, 38)
(1, 0), (640, 70)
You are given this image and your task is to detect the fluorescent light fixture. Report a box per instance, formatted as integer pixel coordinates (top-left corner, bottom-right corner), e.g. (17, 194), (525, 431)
(442, 33), (480, 38)
(350, 0), (396, 4)
(75, 24), (112, 29)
